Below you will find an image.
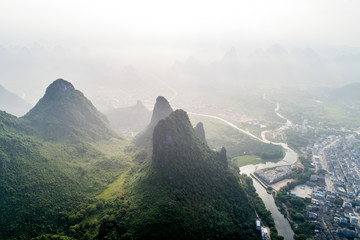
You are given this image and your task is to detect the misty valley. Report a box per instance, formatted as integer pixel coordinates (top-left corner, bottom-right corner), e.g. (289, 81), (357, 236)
(2, 2), (360, 239)
(1, 74), (360, 240)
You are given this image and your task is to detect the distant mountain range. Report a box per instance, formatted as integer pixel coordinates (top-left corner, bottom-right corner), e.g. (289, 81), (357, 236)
(133, 96), (173, 147)
(0, 84), (32, 117)
(328, 82), (360, 102)
(104, 100), (151, 136)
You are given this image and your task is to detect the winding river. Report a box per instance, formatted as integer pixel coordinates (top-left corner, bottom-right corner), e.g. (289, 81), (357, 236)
(190, 103), (296, 240)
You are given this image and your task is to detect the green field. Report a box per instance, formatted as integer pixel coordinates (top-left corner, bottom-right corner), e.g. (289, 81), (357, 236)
(230, 155), (262, 168)
(189, 114), (284, 161)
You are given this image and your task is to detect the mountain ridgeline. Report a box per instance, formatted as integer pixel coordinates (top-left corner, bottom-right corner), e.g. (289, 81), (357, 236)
(24, 79), (116, 141)
(153, 110), (224, 173)
(133, 96), (173, 147)
(96, 110), (261, 239)
(0, 79), (276, 240)
(105, 100), (151, 135)
(0, 79), (130, 240)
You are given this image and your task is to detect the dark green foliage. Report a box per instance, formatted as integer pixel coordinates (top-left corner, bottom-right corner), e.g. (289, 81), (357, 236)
(209, 134), (284, 159)
(0, 81), (130, 240)
(0, 126), (129, 239)
(275, 159), (315, 239)
(95, 110), (262, 239)
(240, 175), (276, 229)
(285, 130), (310, 151)
(33, 234), (75, 240)
(0, 85), (276, 240)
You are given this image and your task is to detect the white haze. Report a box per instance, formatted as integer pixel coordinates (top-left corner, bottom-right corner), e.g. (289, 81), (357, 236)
(1, 0), (360, 112)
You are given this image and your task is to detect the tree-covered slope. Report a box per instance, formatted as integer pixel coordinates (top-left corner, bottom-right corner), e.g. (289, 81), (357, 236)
(23, 79), (116, 141)
(0, 80), (131, 240)
(95, 110), (260, 240)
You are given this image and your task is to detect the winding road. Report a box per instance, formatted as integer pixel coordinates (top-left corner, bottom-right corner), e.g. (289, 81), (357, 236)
(189, 102), (297, 240)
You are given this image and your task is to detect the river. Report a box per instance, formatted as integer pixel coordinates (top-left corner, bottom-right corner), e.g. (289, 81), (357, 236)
(190, 102), (296, 240)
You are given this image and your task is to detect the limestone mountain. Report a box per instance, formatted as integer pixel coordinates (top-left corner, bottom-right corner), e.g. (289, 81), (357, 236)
(133, 96), (173, 147)
(0, 80), (130, 240)
(104, 100), (151, 135)
(96, 110), (260, 239)
(194, 122), (207, 145)
(149, 96), (173, 126)
(0, 84), (32, 117)
(24, 79), (116, 141)
(329, 82), (360, 103)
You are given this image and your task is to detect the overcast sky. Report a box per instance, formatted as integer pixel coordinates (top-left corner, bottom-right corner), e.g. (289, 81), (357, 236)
(1, 0), (360, 48)
(1, 0), (360, 108)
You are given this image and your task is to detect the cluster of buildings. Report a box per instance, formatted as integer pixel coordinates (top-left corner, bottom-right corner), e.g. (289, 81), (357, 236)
(302, 134), (360, 239)
(322, 137), (360, 199)
(255, 165), (295, 184)
(306, 186), (360, 239)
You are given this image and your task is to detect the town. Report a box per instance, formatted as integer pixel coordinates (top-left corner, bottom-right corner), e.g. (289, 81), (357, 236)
(255, 133), (360, 239)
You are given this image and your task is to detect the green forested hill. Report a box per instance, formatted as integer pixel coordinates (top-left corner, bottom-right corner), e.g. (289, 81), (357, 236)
(0, 80), (131, 240)
(0, 81), (278, 240)
(23, 79), (117, 141)
(91, 110), (268, 240)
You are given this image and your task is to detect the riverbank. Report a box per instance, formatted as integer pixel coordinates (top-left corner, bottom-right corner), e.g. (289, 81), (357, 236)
(191, 102), (296, 240)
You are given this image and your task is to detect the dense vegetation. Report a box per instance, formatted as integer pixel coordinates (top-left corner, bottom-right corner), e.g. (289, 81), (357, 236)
(94, 110), (261, 239)
(0, 80), (131, 239)
(23, 79), (117, 141)
(0, 80), (282, 239)
(190, 116), (284, 167)
(275, 157), (315, 240)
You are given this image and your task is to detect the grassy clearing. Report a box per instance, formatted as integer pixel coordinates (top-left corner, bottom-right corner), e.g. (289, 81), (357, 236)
(189, 114), (284, 160)
(96, 170), (130, 200)
(230, 155), (262, 168)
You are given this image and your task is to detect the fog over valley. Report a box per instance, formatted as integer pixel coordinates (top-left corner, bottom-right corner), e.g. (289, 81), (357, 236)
(1, 1), (360, 114)
(2, 1), (360, 240)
